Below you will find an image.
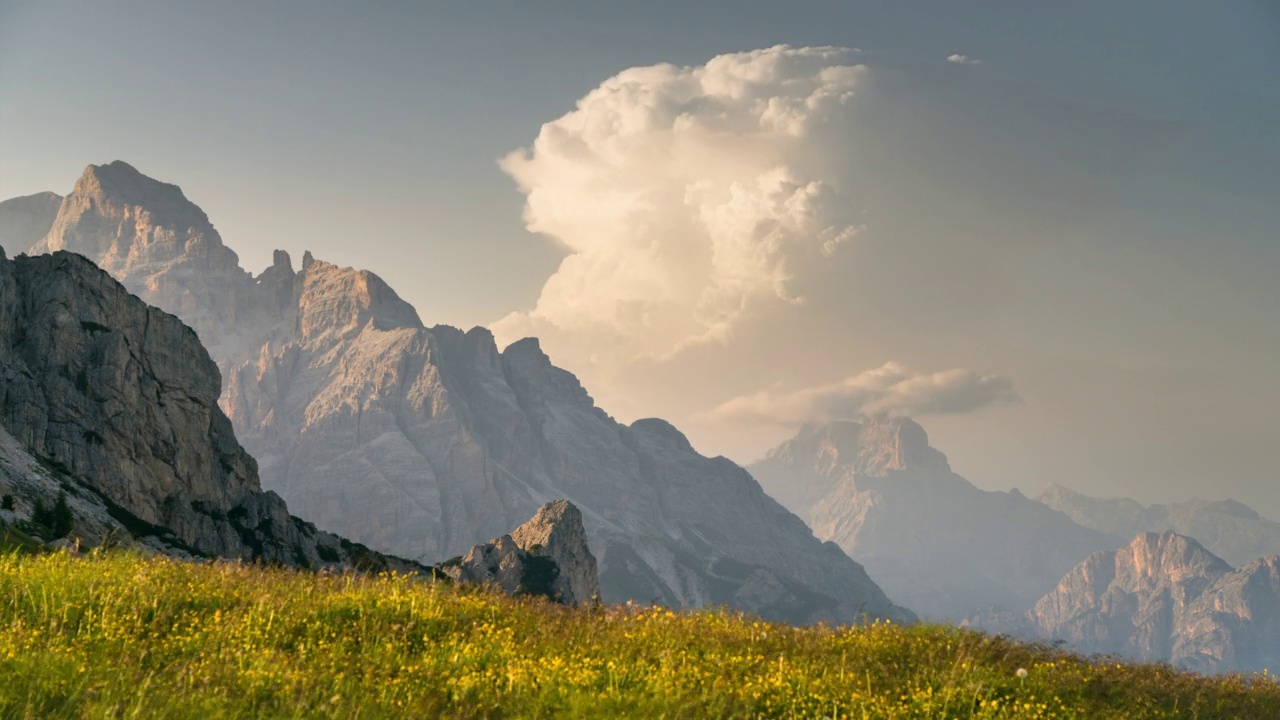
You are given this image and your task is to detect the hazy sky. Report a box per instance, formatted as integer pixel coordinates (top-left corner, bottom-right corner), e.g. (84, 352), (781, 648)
(2, 1), (1278, 516)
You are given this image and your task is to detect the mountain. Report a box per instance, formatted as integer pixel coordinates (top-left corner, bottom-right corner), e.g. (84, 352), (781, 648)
(1029, 531), (1280, 673)
(0, 247), (411, 569)
(1038, 484), (1280, 568)
(748, 419), (1120, 620)
(12, 161), (910, 624)
(0, 192), (61, 253)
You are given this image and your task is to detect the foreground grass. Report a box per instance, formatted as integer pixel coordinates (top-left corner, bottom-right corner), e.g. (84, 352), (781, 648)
(1, 551), (1276, 719)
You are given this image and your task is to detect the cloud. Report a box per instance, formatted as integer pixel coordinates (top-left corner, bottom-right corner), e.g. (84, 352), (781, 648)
(490, 44), (1170, 454)
(946, 54), (981, 65)
(493, 45), (867, 362)
(700, 363), (1021, 427)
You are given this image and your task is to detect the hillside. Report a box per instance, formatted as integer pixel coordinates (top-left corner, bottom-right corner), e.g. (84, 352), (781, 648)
(2, 550), (1277, 719)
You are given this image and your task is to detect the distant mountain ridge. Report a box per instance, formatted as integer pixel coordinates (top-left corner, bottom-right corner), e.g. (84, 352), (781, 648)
(0, 192), (62, 253)
(749, 418), (1121, 620)
(8, 161), (910, 624)
(1038, 483), (1280, 568)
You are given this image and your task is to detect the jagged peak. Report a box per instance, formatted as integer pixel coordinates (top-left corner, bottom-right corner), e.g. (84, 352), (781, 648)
(74, 161), (205, 219)
(1121, 530), (1233, 575)
(502, 337), (550, 367)
(271, 249), (293, 272)
(764, 416), (950, 476)
(293, 252), (424, 336)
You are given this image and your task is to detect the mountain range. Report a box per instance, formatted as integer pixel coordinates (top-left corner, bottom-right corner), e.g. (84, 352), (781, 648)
(1038, 483), (1280, 568)
(2, 160), (909, 625)
(7, 160), (1278, 669)
(748, 419), (1121, 620)
(0, 246), (404, 569)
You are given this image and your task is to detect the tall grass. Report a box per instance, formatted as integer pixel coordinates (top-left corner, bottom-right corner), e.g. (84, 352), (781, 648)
(1, 550), (1275, 719)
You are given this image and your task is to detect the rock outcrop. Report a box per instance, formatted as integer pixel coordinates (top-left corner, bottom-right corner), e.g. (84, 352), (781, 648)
(0, 192), (61, 252)
(1029, 531), (1280, 673)
(0, 246), (416, 571)
(1038, 483), (1280, 568)
(443, 500), (600, 604)
(12, 161), (911, 624)
(749, 419), (1119, 620)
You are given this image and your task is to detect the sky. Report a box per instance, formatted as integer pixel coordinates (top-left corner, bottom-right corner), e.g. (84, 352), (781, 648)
(2, 1), (1278, 516)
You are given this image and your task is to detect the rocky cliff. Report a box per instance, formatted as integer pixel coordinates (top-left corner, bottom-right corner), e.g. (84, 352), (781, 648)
(1029, 532), (1280, 673)
(749, 419), (1119, 620)
(12, 161), (910, 624)
(0, 247), (412, 571)
(443, 500), (600, 604)
(1038, 483), (1280, 568)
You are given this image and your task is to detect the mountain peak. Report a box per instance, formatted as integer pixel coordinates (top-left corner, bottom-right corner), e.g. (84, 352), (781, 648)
(74, 161), (206, 222)
(775, 417), (949, 477)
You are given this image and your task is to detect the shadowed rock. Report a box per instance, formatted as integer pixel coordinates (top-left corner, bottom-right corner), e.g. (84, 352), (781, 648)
(443, 500), (600, 604)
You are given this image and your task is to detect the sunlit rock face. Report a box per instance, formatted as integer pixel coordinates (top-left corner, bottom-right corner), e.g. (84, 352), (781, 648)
(1029, 532), (1280, 674)
(12, 161), (912, 625)
(749, 418), (1119, 620)
(0, 247), (410, 570)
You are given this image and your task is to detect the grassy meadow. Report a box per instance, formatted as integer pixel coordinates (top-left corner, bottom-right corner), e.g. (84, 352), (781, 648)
(1, 549), (1277, 719)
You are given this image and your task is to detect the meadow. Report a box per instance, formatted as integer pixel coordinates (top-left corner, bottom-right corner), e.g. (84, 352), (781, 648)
(1, 549), (1277, 719)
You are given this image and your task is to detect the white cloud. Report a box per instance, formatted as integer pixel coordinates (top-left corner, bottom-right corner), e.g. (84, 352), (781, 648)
(947, 54), (981, 65)
(490, 44), (1168, 453)
(700, 363), (1020, 427)
(493, 45), (867, 360)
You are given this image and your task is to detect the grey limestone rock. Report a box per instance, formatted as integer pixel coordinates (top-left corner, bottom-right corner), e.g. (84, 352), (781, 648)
(1028, 531), (1280, 673)
(0, 246), (417, 572)
(443, 500), (600, 604)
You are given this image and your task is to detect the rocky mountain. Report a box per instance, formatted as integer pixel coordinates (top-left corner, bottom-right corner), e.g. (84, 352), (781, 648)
(748, 419), (1120, 620)
(0, 192), (62, 252)
(1038, 483), (1280, 568)
(1029, 531), (1280, 673)
(0, 247), (412, 570)
(442, 499), (600, 604)
(10, 161), (910, 624)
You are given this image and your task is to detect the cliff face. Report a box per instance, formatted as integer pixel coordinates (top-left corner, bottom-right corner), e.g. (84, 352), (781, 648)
(749, 419), (1119, 620)
(1029, 532), (1280, 673)
(1038, 483), (1280, 568)
(13, 161), (911, 624)
(0, 247), (408, 570)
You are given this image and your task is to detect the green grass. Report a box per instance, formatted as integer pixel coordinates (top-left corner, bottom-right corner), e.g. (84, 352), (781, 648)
(1, 550), (1276, 719)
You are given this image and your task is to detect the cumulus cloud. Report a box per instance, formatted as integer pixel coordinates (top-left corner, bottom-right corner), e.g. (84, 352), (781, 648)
(700, 363), (1020, 427)
(493, 45), (867, 361)
(946, 54), (981, 65)
(490, 44), (1167, 454)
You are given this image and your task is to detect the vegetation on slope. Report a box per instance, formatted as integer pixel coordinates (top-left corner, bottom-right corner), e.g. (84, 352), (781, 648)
(1, 550), (1277, 719)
